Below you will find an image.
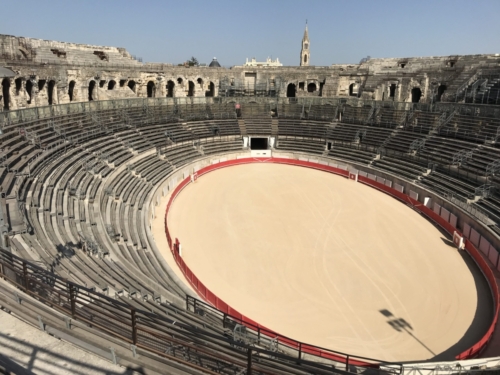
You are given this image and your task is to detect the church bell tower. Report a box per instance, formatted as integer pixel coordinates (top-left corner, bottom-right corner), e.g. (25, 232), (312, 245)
(300, 23), (310, 66)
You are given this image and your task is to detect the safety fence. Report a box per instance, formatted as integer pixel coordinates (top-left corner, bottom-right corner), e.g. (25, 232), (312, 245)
(0, 246), (374, 375)
(164, 157), (500, 366)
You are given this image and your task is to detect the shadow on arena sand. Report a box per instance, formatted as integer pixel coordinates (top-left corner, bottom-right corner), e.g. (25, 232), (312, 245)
(378, 249), (493, 363)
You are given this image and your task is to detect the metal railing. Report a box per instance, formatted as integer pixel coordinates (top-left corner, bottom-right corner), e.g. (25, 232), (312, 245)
(0, 247), (402, 375)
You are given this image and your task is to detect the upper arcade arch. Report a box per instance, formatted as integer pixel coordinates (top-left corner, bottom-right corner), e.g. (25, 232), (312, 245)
(147, 81), (155, 98)
(167, 80), (175, 97)
(1, 78), (10, 110)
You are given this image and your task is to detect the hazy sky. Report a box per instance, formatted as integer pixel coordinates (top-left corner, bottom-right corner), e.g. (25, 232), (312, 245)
(2, 0), (500, 67)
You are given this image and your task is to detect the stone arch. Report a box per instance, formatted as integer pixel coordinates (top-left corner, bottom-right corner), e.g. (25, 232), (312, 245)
(177, 77), (183, 85)
(411, 87), (422, 103)
(188, 81), (195, 97)
(389, 83), (397, 98)
(304, 55), (308, 64)
(107, 80), (116, 90)
(166, 80), (175, 97)
(307, 82), (317, 93)
(38, 80), (46, 90)
(48, 80), (56, 105)
(88, 80), (96, 101)
(349, 83), (359, 97)
(127, 80), (136, 93)
(147, 81), (155, 98)
(68, 80), (76, 101)
(2, 78), (10, 110)
(26, 80), (33, 104)
(205, 81), (214, 97)
(437, 84), (447, 102)
(286, 83), (296, 98)
(15, 78), (22, 95)
(197, 77), (203, 88)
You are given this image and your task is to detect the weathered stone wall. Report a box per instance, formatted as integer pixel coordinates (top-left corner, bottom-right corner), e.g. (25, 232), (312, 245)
(1, 34), (500, 110)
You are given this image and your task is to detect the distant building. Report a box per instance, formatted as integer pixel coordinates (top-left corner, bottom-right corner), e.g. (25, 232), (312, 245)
(243, 57), (282, 67)
(300, 23), (310, 66)
(209, 57), (221, 68)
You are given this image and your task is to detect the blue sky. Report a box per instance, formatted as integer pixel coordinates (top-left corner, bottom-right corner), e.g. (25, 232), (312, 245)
(1, 0), (500, 67)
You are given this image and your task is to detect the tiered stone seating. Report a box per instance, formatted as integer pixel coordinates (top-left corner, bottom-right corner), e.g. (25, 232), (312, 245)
(375, 107), (406, 128)
(277, 119), (327, 139)
(383, 130), (427, 154)
(4, 99), (500, 372)
(439, 114), (500, 143)
(200, 138), (243, 155)
(418, 136), (477, 164)
(406, 111), (440, 133)
(244, 118), (272, 135)
(372, 156), (428, 180)
(328, 145), (376, 164)
(276, 137), (325, 154)
(341, 106), (372, 125)
(327, 123), (365, 144)
(163, 143), (202, 167)
(419, 169), (480, 199)
(279, 102), (303, 119)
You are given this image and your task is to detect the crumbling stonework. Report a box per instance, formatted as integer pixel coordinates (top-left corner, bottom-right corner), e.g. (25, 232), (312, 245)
(1, 34), (500, 111)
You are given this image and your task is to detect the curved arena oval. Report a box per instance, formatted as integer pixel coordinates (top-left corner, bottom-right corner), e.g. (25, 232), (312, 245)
(162, 157), (497, 363)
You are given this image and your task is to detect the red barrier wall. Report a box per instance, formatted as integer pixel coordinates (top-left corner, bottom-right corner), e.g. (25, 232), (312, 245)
(164, 157), (499, 365)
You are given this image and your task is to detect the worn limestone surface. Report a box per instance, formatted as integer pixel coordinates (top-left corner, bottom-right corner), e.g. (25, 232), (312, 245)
(1, 34), (500, 110)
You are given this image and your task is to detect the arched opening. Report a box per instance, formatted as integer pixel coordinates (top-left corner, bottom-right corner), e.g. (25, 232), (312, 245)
(304, 55), (308, 64)
(2, 78), (10, 110)
(307, 82), (317, 93)
(119, 79), (127, 87)
(48, 80), (56, 105)
(107, 80), (116, 90)
(389, 84), (397, 98)
(147, 81), (155, 98)
(68, 80), (76, 101)
(15, 78), (22, 95)
(205, 81), (214, 97)
(411, 87), (422, 103)
(286, 83), (296, 98)
(38, 80), (46, 91)
(188, 81), (195, 97)
(127, 80), (136, 93)
(88, 80), (96, 101)
(177, 77), (183, 84)
(197, 77), (203, 87)
(166, 80), (175, 97)
(26, 80), (33, 104)
(99, 80), (106, 88)
(437, 85), (447, 102)
(349, 83), (359, 97)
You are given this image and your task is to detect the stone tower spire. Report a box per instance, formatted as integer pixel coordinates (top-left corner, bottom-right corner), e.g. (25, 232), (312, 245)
(300, 22), (310, 66)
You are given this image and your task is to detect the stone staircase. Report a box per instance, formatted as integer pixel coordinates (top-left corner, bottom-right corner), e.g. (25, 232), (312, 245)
(271, 119), (279, 136)
(237, 119), (247, 136)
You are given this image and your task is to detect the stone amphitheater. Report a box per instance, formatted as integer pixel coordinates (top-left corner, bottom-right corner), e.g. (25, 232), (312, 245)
(0, 33), (499, 374)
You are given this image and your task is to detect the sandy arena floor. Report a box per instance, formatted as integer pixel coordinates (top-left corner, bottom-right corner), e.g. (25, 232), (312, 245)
(154, 163), (492, 362)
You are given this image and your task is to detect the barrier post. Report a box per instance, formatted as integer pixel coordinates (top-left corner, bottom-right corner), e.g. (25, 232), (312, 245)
(69, 283), (76, 318)
(345, 355), (349, 372)
(22, 262), (29, 292)
(297, 342), (302, 363)
(131, 309), (137, 345)
(247, 348), (252, 375)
